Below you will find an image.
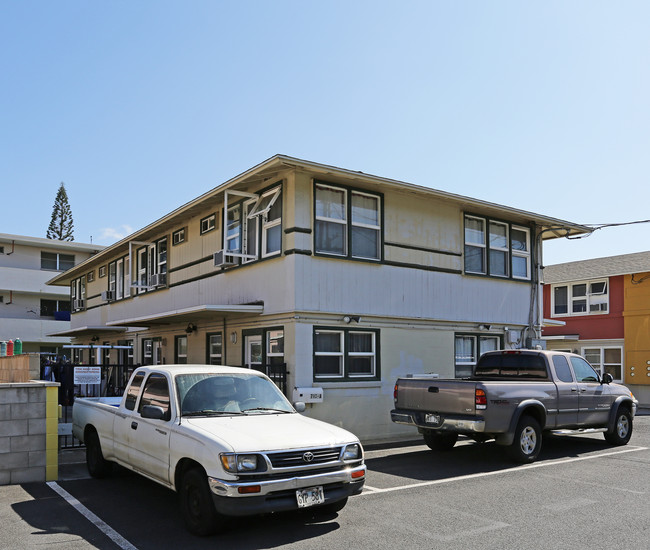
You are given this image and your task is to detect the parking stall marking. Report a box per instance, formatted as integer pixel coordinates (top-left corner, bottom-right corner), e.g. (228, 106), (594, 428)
(361, 445), (648, 495)
(47, 482), (139, 550)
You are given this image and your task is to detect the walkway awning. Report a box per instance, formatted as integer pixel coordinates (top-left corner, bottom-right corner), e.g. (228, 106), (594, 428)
(48, 326), (133, 338)
(105, 303), (265, 328)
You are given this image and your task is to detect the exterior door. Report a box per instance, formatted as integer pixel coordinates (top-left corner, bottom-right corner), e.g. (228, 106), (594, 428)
(570, 356), (611, 426)
(549, 354), (579, 427)
(245, 335), (262, 370)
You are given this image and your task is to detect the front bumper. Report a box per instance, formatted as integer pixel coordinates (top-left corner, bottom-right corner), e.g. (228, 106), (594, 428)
(208, 465), (366, 516)
(391, 409), (486, 433)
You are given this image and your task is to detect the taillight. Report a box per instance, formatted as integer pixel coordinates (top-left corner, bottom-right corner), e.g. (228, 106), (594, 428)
(394, 383), (399, 401)
(475, 388), (487, 410)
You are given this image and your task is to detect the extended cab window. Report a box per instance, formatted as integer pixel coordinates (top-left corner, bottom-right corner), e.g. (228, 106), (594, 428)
(139, 373), (171, 420)
(552, 355), (575, 383)
(474, 354), (548, 379)
(124, 373), (145, 411)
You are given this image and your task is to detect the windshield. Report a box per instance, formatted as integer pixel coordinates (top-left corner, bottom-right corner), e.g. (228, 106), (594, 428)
(176, 372), (294, 416)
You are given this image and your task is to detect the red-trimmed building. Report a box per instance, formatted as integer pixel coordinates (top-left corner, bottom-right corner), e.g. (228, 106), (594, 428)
(542, 251), (650, 405)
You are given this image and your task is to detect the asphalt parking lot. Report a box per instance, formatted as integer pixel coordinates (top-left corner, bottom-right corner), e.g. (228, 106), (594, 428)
(3, 413), (650, 550)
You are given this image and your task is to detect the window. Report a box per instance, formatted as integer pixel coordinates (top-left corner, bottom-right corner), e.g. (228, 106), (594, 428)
(552, 279), (609, 316)
(175, 335), (188, 364)
(570, 356), (600, 382)
(464, 215), (531, 279)
(41, 252), (75, 271)
(207, 333), (222, 365)
(71, 276), (86, 311)
(125, 372), (145, 410)
(99, 266), (106, 278)
(40, 299), (70, 317)
(87, 271), (95, 282)
(142, 339), (153, 365)
(135, 239), (167, 293)
(582, 347), (622, 382)
(138, 374), (171, 420)
(313, 328), (379, 380)
(172, 228), (186, 245)
(224, 185), (283, 264)
(454, 334), (500, 378)
(315, 183), (382, 261)
(266, 330), (284, 365)
(552, 355), (574, 383)
(200, 214), (216, 235)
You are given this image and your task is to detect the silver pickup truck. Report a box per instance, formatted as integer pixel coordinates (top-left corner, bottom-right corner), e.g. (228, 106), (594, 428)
(391, 349), (637, 463)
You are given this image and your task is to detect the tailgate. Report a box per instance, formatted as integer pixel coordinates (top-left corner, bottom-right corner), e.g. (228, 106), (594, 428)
(395, 379), (477, 414)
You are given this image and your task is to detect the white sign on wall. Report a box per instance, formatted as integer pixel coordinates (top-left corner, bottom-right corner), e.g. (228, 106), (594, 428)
(74, 366), (102, 385)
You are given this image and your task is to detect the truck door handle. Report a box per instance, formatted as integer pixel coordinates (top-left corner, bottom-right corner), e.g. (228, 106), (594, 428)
(428, 387), (439, 393)
(131, 422), (138, 430)
(571, 388), (578, 392)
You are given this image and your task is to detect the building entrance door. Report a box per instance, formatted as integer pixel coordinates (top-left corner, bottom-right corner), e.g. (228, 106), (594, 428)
(245, 334), (262, 369)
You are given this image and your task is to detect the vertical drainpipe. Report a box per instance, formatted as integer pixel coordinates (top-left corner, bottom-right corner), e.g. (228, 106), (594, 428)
(536, 229), (544, 340)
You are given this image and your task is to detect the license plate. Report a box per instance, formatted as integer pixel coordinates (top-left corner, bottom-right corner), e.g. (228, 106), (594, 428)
(425, 413), (441, 424)
(296, 486), (325, 508)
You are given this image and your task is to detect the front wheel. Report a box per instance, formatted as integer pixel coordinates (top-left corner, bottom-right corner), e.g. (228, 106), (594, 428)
(179, 467), (224, 536)
(85, 430), (112, 478)
(423, 431), (458, 451)
(508, 415), (541, 464)
(604, 408), (633, 446)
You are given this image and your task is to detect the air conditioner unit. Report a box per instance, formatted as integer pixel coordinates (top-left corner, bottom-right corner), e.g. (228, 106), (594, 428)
(214, 250), (236, 268)
(149, 273), (167, 288)
(101, 290), (115, 302)
(73, 299), (85, 310)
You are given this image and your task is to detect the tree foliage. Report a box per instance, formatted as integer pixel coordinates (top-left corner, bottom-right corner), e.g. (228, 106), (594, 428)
(47, 182), (75, 241)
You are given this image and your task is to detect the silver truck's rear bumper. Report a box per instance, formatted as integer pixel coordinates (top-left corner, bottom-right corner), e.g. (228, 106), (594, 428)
(391, 409), (486, 433)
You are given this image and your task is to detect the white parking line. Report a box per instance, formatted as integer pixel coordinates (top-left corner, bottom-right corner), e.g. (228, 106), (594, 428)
(361, 445), (648, 494)
(46, 482), (139, 550)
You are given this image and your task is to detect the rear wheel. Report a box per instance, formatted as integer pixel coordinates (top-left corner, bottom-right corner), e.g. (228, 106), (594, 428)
(179, 467), (224, 536)
(604, 408), (633, 446)
(85, 430), (112, 478)
(423, 431), (458, 451)
(508, 415), (541, 463)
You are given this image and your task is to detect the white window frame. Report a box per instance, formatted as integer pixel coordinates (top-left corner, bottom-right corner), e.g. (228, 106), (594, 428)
(208, 333), (223, 365)
(581, 346), (623, 383)
(172, 228), (186, 245)
(511, 225), (531, 280)
(551, 279), (609, 317)
(261, 187), (282, 258)
(314, 329), (345, 379)
(454, 334), (500, 378)
(489, 221), (509, 278)
(200, 214), (216, 235)
(464, 215), (486, 275)
(350, 190), (381, 260)
(242, 199), (259, 264)
(315, 183), (348, 257)
(347, 330), (376, 378)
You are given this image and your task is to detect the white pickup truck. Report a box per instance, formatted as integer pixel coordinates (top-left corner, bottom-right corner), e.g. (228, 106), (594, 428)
(72, 365), (366, 535)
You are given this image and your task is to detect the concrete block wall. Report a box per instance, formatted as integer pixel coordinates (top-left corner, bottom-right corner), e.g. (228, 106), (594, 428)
(0, 381), (59, 485)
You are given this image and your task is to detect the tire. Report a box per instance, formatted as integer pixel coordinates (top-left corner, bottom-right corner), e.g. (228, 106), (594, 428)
(508, 415), (542, 464)
(85, 430), (112, 478)
(423, 431), (458, 451)
(179, 467), (224, 536)
(604, 407), (633, 446)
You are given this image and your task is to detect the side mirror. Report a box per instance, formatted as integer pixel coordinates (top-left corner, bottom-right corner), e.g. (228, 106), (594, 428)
(141, 405), (166, 420)
(293, 401), (306, 413)
(601, 373), (614, 385)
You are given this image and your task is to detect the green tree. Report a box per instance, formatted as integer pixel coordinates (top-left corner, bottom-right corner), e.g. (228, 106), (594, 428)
(46, 182), (75, 241)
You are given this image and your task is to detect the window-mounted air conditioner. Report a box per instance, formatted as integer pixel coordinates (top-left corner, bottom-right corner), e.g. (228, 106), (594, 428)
(214, 250), (236, 268)
(101, 290), (115, 302)
(149, 273), (167, 288)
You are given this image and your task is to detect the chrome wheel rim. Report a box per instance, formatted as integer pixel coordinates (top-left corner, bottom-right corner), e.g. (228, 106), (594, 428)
(617, 415), (629, 438)
(520, 426), (537, 455)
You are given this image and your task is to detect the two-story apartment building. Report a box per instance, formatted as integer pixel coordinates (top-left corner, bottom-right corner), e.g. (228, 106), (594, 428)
(47, 155), (588, 441)
(542, 251), (650, 406)
(0, 233), (103, 355)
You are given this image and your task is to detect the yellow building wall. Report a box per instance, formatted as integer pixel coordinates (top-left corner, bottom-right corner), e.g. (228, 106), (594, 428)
(623, 273), (650, 385)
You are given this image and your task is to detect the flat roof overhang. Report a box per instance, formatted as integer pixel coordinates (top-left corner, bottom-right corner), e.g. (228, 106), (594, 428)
(105, 304), (265, 328)
(48, 326), (133, 338)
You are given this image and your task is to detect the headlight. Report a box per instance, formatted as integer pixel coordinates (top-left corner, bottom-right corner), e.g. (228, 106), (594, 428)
(220, 453), (258, 472)
(342, 443), (361, 461)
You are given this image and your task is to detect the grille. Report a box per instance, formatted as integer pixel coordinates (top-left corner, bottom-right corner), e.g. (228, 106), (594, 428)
(268, 447), (342, 468)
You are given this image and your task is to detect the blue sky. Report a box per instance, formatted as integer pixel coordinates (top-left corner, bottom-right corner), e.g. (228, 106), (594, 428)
(2, 1), (649, 265)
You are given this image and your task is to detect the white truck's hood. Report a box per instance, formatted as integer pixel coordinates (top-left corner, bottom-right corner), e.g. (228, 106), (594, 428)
(183, 413), (359, 452)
